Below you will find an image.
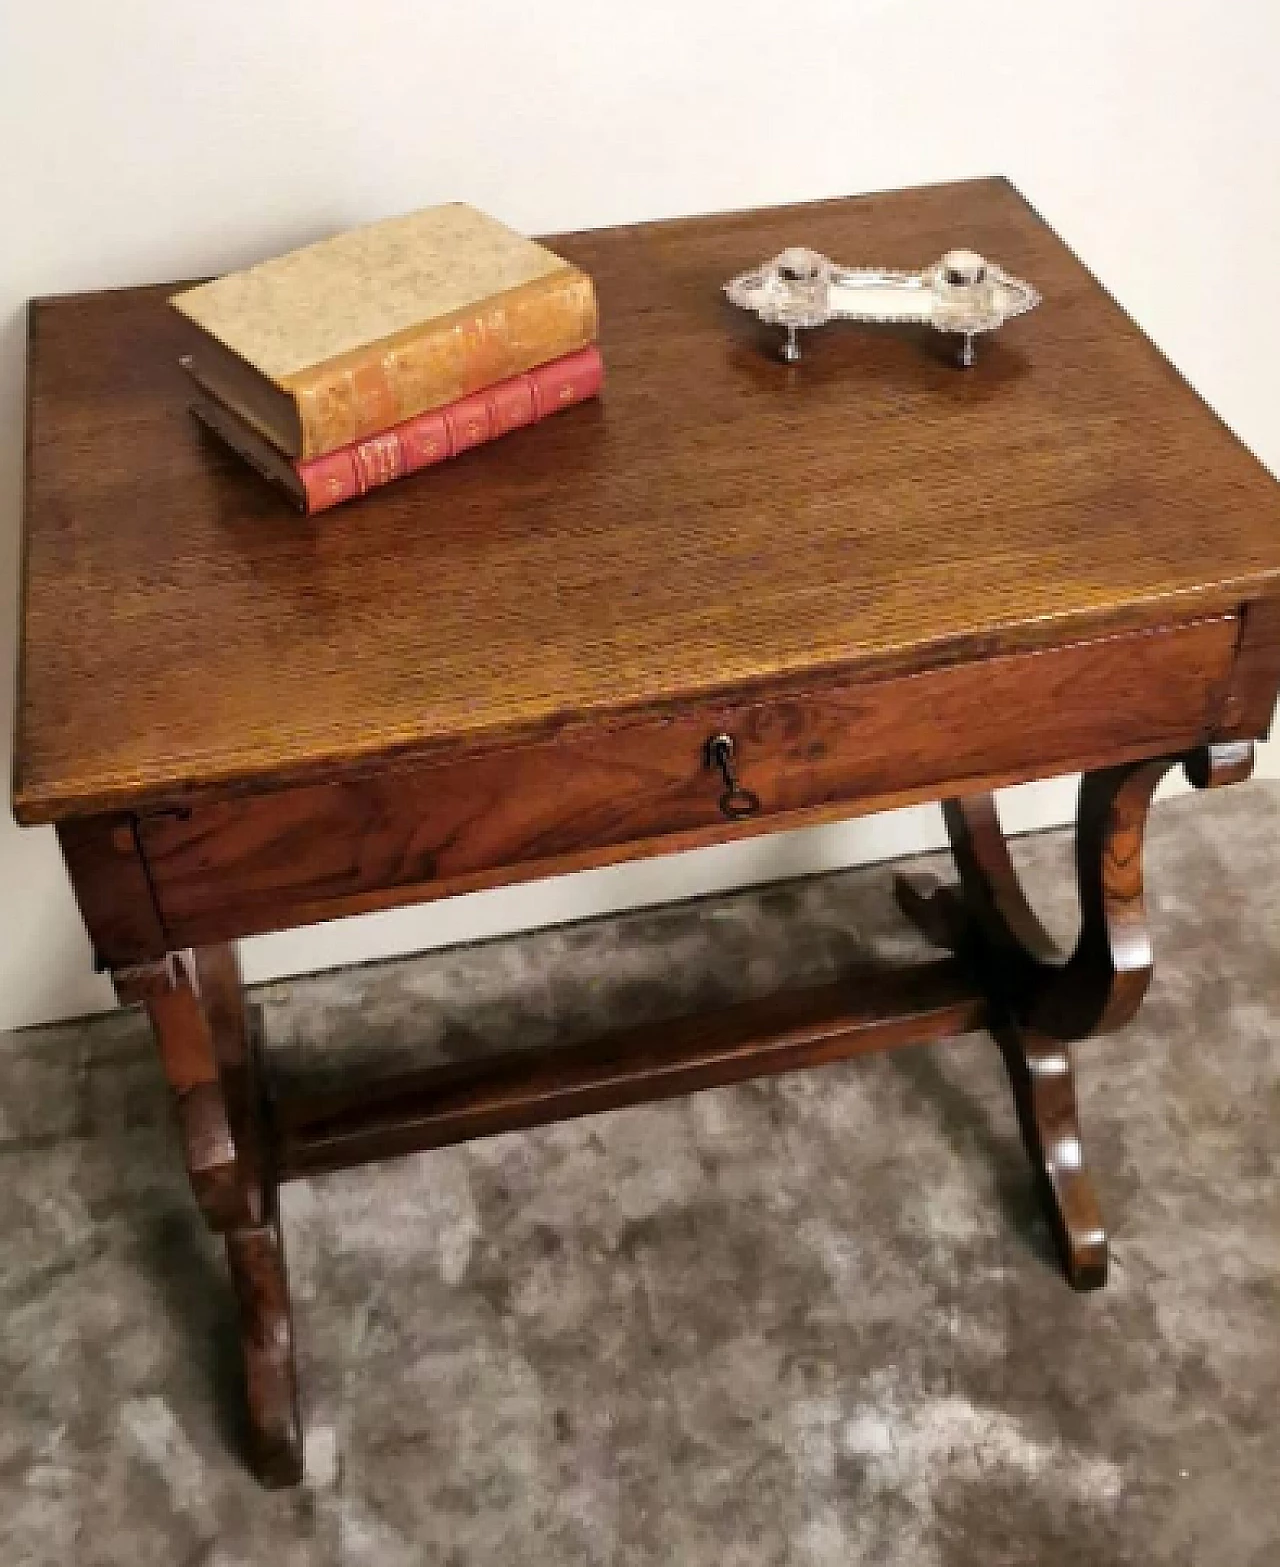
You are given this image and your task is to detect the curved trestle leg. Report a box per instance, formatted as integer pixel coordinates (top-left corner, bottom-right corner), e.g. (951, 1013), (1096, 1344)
(896, 743), (1255, 1290)
(115, 945), (303, 1486)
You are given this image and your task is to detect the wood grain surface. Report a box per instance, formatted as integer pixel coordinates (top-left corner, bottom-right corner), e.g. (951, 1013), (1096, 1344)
(57, 814), (167, 963)
(139, 614), (1238, 950)
(16, 177), (1280, 825)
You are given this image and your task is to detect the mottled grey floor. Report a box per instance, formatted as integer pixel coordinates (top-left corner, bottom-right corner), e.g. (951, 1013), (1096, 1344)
(3, 785), (1279, 1567)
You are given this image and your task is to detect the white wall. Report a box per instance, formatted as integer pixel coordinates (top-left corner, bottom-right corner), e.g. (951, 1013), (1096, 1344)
(1, 0), (1276, 1030)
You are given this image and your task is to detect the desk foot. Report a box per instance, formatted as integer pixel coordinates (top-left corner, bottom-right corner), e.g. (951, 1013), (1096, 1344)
(115, 945), (302, 1488)
(996, 1023), (1107, 1289)
(900, 743), (1255, 1289)
(225, 1199), (303, 1487)
(893, 873), (967, 953)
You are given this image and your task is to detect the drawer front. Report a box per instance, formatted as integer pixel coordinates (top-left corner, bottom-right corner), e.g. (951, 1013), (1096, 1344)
(140, 615), (1239, 945)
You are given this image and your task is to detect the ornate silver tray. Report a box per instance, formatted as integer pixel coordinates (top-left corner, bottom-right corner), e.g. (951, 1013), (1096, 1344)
(724, 247), (1040, 366)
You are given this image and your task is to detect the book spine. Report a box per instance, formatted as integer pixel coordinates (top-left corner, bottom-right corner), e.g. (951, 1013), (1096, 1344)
(296, 345), (604, 514)
(286, 269), (598, 459)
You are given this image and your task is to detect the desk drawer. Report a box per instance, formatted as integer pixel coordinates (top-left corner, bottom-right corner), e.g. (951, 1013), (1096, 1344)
(140, 614), (1239, 946)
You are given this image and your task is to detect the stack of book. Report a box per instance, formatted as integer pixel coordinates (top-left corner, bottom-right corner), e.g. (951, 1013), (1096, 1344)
(172, 204), (602, 515)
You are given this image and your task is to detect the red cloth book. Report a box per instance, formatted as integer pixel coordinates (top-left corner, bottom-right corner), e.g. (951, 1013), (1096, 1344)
(191, 345), (603, 515)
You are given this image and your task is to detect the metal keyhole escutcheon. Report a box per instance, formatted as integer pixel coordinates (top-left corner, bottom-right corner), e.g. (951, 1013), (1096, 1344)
(707, 733), (761, 820)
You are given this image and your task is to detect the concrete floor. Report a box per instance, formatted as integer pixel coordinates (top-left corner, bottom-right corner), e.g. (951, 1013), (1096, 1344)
(2, 783), (1278, 1566)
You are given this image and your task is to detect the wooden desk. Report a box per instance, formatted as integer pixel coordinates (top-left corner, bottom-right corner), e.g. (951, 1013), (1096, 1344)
(16, 178), (1280, 1486)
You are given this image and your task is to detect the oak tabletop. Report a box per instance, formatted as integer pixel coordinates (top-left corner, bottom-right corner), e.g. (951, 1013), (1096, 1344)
(15, 177), (1280, 824)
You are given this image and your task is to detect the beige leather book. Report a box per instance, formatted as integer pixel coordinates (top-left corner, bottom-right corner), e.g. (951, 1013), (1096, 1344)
(171, 204), (598, 460)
